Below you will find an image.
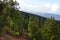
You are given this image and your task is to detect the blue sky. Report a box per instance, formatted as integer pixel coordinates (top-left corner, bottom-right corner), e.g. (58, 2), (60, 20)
(17, 0), (60, 15)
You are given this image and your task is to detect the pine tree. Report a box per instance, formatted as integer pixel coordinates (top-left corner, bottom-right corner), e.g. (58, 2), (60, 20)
(0, 0), (19, 35)
(40, 17), (60, 40)
(28, 15), (39, 40)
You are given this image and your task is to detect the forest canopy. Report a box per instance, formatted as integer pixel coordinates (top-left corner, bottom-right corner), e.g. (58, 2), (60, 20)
(0, 0), (60, 40)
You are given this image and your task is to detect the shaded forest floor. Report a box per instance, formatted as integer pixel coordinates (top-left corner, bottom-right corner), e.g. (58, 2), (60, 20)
(0, 32), (29, 40)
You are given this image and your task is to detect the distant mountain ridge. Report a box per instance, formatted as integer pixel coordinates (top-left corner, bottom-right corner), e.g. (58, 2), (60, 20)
(38, 13), (60, 20)
(31, 12), (60, 20)
(20, 11), (60, 26)
(20, 11), (60, 20)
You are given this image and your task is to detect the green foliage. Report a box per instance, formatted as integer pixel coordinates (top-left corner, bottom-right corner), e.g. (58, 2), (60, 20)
(40, 17), (60, 40)
(28, 15), (39, 37)
(10, 30), (20, 36)
(0, 0), (60, 40)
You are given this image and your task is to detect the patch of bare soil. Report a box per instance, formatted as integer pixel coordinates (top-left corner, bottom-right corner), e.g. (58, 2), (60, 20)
(0, 32), (29, 40)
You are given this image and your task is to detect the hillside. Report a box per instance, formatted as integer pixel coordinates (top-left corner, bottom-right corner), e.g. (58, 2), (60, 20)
(0, 11), (60, 40)
(0, 0), (60, 40)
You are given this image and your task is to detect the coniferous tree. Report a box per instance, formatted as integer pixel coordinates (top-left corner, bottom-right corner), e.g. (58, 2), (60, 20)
(28, 15), (39, 40)
(40, 17), (60, 40)
(0, 0), (19, 35)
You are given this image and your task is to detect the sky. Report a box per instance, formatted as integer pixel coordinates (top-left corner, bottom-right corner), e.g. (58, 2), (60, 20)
(17, 0), (60, 15)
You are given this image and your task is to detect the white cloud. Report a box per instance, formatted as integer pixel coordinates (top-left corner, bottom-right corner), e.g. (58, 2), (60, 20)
(16, 0), (40, 12)
(44, 3), (51, 8)
(40, 3), (51, 13)
(40, 3), (59, 13)
(51, 4), (59, 12)
(16, 0), (60, 14)
(17, 0), (24, 6)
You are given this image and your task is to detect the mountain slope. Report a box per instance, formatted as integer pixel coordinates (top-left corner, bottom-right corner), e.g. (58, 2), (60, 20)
(0, 11), (60, 40)
(37, 13), (60, 20)
(20, 11), (60, 25)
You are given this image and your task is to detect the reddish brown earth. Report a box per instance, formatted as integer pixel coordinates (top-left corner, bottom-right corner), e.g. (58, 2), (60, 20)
(0, 33), (29, 40)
